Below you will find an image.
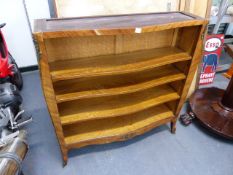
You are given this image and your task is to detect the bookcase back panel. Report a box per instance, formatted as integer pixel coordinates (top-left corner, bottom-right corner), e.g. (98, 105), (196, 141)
(45, 29), (174, 62)
(114, 29), (174, 54)
(45, 35), (115, 62)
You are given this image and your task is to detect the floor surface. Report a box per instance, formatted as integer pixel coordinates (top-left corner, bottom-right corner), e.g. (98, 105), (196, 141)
(21, 71), (233, 175)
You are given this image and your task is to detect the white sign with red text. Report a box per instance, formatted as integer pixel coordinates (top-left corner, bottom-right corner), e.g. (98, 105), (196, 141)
(199, 34), (224, 85)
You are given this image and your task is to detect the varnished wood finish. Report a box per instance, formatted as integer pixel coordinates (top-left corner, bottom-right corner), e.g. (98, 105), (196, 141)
(222, 77), (233, 109)
(63, 105), (174, 149)
(175, 23), (207, 116)
(34, 34), (68, 165)
(33, 12), (206, 164)
(224, 64), (233, 79)
(221, 45), (233, 109)
(34, 12), (204, 38)
(59, 85), (180, 125)
(50, 47), (191, 81)
(224, 44), (233, 78)
(190, 88), (233, 139)
(45, 30), (174, 62)
(55, 65), (186, 103)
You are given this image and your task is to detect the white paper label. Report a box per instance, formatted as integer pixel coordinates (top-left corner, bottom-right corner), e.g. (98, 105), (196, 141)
(135, 28), (142, 33)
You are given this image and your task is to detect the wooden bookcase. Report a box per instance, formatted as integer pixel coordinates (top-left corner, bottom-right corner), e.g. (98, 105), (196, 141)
(34, 12), (207, 165)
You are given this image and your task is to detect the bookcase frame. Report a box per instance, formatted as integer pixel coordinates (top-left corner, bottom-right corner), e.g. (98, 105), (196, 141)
(34, 12), (207, 165)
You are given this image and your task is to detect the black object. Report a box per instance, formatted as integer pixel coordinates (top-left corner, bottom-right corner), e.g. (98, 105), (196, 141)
(0, 23), (6, 28)
(180, 112), (196, 126)
(0, 83), (22, 113)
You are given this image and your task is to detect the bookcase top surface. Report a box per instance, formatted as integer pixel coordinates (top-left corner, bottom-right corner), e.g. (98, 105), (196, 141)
(34, 12), (206, 38)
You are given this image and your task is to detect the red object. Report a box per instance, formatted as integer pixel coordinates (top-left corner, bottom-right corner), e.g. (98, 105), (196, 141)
(0, 24), (13, 78)
(199, 34), (224, 85)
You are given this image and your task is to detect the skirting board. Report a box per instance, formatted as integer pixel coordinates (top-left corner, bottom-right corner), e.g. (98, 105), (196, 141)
(19, 65), (38, 72)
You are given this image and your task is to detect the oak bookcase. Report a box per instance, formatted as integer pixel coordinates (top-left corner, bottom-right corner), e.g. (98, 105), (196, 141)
(34, 12), (207, 165)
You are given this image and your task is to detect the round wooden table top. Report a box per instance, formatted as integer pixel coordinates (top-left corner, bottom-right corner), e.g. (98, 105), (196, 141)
(190, 88), (233, 139)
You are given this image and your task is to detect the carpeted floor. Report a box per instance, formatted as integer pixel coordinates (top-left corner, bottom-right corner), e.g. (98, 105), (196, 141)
(21, 71), (233, 175)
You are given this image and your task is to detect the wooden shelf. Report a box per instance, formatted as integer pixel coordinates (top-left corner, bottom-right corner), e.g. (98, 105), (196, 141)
(59, 85), (180, 125)
(50, 47), (191, 81)
(54, 65), (186, 103)
(63, 104), (174, 149)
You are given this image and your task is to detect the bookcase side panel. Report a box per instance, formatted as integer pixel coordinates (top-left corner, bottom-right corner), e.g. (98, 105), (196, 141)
(175, 23), (207, 116)
(35, 34), (68, 165)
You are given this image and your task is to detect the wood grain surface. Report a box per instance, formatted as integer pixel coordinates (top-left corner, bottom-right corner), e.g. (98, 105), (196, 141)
(33, 12), (206, 164)
(63, 105), (174, 149)
(34, 34), (68, 165)
(59, 85), (180, 125)
(175, 22), (208, 117)
(34, 12), (205, 38)
(54, 64), (186, 103)
(45, 30), (174, 61)
(224, 44), (233, 78)
(50, 47), (191, 81)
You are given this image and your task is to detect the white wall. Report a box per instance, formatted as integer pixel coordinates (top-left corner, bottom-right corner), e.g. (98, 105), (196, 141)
(55, 0), (178, 17)
(25, 0), (50, 29)
(0, 0), (50, 68)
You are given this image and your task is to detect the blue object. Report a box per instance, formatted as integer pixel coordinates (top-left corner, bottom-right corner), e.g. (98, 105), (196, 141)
(202, 53), (218, 73)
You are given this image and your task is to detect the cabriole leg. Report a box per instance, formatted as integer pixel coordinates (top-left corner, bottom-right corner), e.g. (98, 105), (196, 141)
(171, 119), (177, 134)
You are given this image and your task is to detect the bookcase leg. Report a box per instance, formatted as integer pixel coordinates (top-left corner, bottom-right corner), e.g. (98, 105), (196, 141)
(62, 150), (68, 166)
(171, 119), (177, 134)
